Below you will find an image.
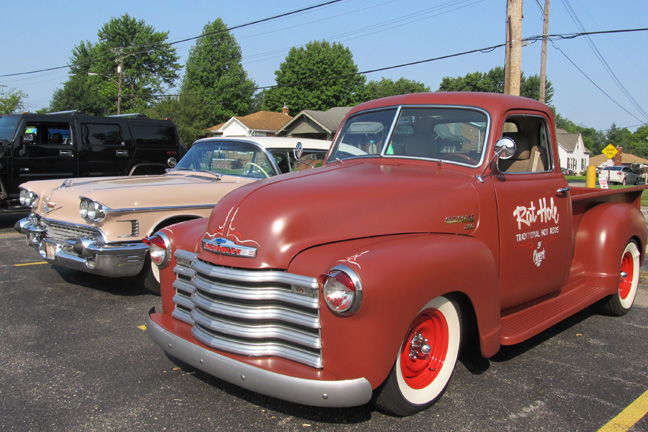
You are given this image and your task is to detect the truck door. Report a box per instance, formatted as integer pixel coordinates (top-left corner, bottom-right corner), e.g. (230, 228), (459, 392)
(492, 114), (573, 311)
(78, 120), (134, 176)
(11, 120), (76, 187)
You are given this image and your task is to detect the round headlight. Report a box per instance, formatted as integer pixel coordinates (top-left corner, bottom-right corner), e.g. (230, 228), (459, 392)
(79, 199), (89, 219)
(79, 199), (106, 222)
(19, 188), (38, 208)
(143, 233), (172, 268)
(321, 265), (363, 316)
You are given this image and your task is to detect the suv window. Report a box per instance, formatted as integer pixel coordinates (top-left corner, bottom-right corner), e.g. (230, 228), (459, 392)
(130, 124), (176, 148)
(82, 123), (123, 146)
(22, 122), (72, 145)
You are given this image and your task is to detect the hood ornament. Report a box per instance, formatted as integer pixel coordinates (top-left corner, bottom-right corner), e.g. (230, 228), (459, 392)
(202, 237), (257, 258)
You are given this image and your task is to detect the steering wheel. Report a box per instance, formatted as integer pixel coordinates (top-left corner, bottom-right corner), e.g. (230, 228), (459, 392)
(243, 162), (270, 178)
(444, 153), (477, 164)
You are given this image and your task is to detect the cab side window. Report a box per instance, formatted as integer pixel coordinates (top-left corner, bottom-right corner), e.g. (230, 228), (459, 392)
(498, 116), (553, 174)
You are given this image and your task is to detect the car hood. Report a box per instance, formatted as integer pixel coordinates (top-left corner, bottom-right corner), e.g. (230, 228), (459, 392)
(197, 159), (482, 269)
(26, 172), (256, 222)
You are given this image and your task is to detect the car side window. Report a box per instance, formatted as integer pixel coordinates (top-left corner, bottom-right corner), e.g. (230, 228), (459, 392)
(22, 122), (72, 146)
(81, 123), (124, 146)
(498, 116), (553, 174)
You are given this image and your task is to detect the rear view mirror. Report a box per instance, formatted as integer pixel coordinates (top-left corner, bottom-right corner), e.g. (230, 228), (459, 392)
(494, 137), (516, 160)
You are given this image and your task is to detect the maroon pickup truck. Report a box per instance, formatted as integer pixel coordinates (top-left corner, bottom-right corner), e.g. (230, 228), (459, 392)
(144, 93), (646, 416)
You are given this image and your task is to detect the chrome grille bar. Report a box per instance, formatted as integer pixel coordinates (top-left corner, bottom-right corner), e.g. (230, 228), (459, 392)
(171, 249), (322, 369)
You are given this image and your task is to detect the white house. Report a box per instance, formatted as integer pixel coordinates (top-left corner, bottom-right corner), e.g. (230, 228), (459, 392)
(556, 128), (590, 174)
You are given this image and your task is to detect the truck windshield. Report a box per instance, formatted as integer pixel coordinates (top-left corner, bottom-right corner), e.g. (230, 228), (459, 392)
(328, 106), (489, 166)
(173, 140), (277, 179)
(0, 115), (19, 143)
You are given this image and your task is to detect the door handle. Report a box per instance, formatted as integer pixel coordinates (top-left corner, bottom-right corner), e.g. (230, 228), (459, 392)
(116, 150), (129, 158)
(556, 187), (570, 195)
(59, 150), (74, 157)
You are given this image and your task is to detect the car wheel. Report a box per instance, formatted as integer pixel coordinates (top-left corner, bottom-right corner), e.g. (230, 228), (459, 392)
(374, 296), (460, 416)
(136, 255), (161, 295)
(595, 240), (640, 316)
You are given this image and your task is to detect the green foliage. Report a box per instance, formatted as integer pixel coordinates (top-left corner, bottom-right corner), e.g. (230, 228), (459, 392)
(181, 18), (256, 126)
(145, 95), (210, 146)
(437, 66), (553, 105)
(52, 14), (180, 115)
(262, 40), (367, 114)
(555, 113), (606, 153)
(365, 78), (430, 100)
(0, 88), (28, 114)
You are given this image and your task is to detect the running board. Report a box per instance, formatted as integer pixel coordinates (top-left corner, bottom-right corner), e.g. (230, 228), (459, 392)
(500, 284), (609, 345)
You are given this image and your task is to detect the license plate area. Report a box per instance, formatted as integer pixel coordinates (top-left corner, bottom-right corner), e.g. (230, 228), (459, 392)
(45, 241), (58, 260)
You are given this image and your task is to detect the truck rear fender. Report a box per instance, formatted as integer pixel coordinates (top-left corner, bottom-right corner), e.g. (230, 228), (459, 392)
(288, 233), (501, 389)
(573, 202), (646, 292)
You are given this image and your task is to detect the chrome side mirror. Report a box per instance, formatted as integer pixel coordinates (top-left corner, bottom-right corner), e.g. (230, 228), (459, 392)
(293, 142), (304, 160)
(494, 137), (516, 160)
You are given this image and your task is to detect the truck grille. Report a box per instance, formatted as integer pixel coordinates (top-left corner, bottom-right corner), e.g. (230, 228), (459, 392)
(171, 249), (322, 369)
(42, 219), (103, 243)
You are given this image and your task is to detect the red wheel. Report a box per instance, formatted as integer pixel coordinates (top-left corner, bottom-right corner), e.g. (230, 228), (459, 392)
(375, 296), (460, 416)
(596, 240), (640, 316)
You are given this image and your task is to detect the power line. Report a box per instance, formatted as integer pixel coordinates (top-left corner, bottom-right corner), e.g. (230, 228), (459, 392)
(560, 0), (648, 121)
(0, 0), (348, 78)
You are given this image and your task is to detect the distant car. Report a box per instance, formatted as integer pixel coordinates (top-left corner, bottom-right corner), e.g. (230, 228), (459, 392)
(598, 165), (639, 185)
(14, 136), (331, 294)
(561, 167), (574, 176)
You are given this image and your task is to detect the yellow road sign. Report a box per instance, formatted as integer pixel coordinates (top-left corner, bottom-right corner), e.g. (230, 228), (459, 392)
(602, 144), (618, 159)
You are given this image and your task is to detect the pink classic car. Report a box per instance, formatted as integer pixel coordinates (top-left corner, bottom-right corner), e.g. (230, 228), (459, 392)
(14, 136), (330, 293)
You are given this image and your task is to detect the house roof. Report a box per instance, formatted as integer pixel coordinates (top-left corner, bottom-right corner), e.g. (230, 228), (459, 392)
(277, 107), (352, 135)
(207, 111), (293, 133)
(556, 128), (589, 153)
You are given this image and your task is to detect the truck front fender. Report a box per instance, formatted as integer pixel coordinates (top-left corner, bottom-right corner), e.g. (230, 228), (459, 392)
(288, 233), (501, 389)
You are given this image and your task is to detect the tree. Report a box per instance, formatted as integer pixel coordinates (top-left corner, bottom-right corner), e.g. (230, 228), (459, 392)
(53, 14), (180, 115)
(262, 41), (367, 114)
(181, 18), (256, 126)
(437, 66), (553, 105)
(629, 124), (648, 158)
(365, 78), (430, 100)
(606, 123), (633, 154)
(146, 95), (210, 146)
(0, 88), (28, 114)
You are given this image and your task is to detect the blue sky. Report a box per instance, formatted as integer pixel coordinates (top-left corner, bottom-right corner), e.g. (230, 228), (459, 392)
(2, 0), (647, 132)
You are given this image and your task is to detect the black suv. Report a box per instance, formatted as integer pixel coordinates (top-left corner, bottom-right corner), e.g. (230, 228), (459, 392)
(0, 112), (182, 208)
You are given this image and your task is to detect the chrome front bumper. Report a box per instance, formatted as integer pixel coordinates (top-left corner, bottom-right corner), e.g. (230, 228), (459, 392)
(15, 217), (148, 277)
(146, 309), (373, 408)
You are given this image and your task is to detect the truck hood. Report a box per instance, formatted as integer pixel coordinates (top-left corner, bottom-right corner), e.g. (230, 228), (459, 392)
(26, 172), (255, 222)
(199, 160), (482, 269)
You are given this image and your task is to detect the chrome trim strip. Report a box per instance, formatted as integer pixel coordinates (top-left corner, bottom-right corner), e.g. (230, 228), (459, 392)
(104, 203), (216, 216)
(147, 312), (372, 408)
(192, 323), (322, 368)
(191, 307), (321, 349)
(192, 274), (319, 309)
(191, 259), (319, 289)
(191, 291), (320, 329)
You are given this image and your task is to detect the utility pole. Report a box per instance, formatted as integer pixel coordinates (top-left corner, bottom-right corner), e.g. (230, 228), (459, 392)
(504, 0), (523, 96)
(539, 0), (550, 104)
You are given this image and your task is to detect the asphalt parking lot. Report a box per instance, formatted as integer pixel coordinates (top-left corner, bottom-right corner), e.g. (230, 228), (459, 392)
(1, 210), (646, 432)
